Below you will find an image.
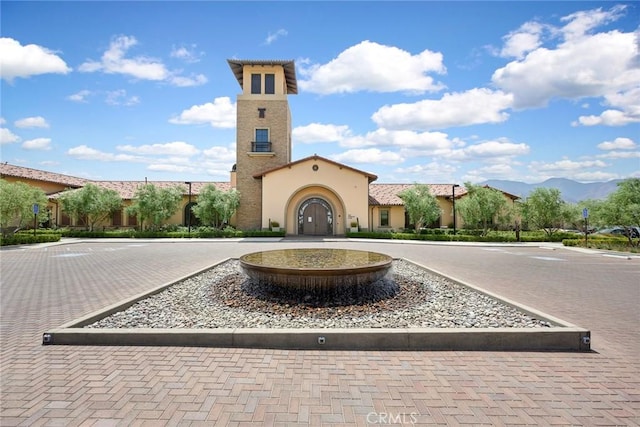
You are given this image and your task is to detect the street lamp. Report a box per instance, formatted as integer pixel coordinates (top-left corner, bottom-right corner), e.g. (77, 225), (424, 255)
(184, 181), (192, 236)
(452, 184), (460, 235)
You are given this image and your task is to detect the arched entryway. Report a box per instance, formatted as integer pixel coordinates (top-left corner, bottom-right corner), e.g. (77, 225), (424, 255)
(298, 198), (333, 235)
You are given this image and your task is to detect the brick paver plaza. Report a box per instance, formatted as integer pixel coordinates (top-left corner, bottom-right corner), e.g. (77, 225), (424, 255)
(1, 238), (638, 426)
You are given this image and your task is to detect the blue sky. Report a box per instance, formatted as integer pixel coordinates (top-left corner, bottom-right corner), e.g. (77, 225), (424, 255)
(1, 1), (639, 184)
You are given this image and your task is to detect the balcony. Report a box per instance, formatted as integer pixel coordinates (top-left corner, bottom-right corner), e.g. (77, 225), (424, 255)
(251, 141), (272, 152)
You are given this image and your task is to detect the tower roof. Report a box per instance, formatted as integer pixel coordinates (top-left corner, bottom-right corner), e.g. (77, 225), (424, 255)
(227, 59), (298, 94)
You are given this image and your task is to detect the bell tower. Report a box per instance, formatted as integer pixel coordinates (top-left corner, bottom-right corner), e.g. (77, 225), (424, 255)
(228, 59), (297, 230)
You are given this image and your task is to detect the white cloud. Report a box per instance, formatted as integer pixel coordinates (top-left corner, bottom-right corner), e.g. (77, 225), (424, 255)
(147, 164), (192, 173)
(202, 145), (236, 162)
(22, 137), (51, 150)
(575, 109), (640, 127)
(15, 116), (49, 129)
(530, 159), (608, 172)
(0, 37), (71, 82)
(499, 21), (546, 59)
(79, 35), (168, 80)
(463, 164), (520, 183)
(330, 148), (404, 165)
(574, 87), (640, 126)
(492, 5), (638, 110)
(116, 141), (200, 156)
(447, 139), (530, 162)
(597, 137), (636, 151)
(560, 4), (627, 41)
(293, 123), (352, 144)
(0, 118), (5, 125)
(571, 171), (620, 182)
(0, 128), (20, 144)
(169, 97), (236, 128)
(67, 90), (92, 103)
(298, 40), (446, 95)
(372, 89), (513, 130)
(79, 35), (207, 87)
(67, 145), (140, 162)
(340, 129), (458, 156)
(170, 44), (203, 63)
(596, 150), (640, 160)
(105, 89), (140, 106)
(265, 29), (288, 45)
(169, 73), (208, 87)
(394, 161), (457, 179)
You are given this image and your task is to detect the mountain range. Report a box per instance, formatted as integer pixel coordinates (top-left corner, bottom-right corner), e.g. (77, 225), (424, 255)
(479, 178), (624, 203)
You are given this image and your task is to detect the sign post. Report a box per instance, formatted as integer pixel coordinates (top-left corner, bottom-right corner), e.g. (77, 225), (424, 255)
(33, 203), (39, 237)
(582, 208), (589, 247)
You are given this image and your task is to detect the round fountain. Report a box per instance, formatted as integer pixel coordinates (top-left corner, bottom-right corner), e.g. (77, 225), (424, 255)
(239, 248), (393, 294)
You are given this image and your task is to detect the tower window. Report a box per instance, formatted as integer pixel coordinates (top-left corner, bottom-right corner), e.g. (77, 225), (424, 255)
(258, 108), (266, 118)
(253, 128), (270, 152)
(265, 74), (275, 94)
(251, 74), (261, 94)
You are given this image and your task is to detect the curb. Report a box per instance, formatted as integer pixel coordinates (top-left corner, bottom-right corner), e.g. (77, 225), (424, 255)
(43, 258), (591, 352)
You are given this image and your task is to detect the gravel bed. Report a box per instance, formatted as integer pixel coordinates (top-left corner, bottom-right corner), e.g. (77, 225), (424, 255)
(87, 259), (553, 329)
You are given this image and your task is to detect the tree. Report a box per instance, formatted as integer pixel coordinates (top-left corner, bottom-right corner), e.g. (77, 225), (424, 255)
(58, 184), (122, 231)
(576, 199), (605, 231)
(398, 184), (442, 233)
(521, 187), (574, 237)
(456, 183), (513, 236)
(0, 179), (49, 236)
(126, 184), (185, 231)
(191, 184), (240, 228)
(598, 178), (640, 246)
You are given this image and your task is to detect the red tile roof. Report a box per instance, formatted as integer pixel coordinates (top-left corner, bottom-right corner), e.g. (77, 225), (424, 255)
(90, 181), (230, 199)
(369, 183), (468, 206)
(2, 163), (230, 199)
(0, 163), (87, 188)
(48, 181), (231, 199)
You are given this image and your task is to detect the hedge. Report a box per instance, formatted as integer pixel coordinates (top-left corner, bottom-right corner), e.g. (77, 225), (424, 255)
(1, 233), (61, 246)
(347, 230), (577, 243)
(58, 229), (285, 239)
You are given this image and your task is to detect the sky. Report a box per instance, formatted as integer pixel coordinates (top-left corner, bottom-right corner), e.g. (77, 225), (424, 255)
(1, 1), (639, 185)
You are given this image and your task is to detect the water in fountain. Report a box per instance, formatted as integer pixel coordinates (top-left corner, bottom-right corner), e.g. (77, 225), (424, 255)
(239, 248), (395, 304)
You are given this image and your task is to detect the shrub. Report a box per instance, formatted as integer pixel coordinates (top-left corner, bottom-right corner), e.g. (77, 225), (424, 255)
(1, 233), (61, 246)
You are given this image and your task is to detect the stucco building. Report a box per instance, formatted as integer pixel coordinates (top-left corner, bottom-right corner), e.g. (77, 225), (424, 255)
(1, 59), (519, 235)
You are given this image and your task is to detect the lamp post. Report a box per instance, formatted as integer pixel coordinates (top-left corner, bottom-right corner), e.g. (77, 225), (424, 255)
(452, 184), (460, 234)
(184, 181), (192, 236)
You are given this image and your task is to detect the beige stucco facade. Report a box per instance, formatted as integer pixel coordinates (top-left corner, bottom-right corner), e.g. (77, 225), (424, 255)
(258, 156), (375, 235)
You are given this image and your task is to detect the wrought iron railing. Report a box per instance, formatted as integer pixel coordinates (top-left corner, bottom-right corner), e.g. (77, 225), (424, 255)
(251, 141), (272, 152)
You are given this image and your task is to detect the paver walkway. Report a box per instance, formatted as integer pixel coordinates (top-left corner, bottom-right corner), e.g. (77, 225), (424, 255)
(1, 239), (638, 426)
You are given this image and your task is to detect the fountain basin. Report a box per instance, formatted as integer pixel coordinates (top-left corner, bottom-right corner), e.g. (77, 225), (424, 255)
(239, 249), (393, 293)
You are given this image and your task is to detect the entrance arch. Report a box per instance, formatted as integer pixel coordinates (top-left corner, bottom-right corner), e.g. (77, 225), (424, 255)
(298, 198), (333, 235)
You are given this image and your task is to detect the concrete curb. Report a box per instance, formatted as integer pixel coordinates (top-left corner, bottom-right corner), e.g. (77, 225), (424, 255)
(43, 258), (591, 352)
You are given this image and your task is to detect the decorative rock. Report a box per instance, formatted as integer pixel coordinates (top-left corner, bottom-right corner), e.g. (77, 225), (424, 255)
(86, 259), (554, 330)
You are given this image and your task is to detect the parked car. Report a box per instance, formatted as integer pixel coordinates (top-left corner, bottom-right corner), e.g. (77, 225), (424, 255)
(595, 226), (640, 238)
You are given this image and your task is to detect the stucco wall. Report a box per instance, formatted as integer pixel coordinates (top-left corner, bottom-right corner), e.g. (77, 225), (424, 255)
(370, 206), (406, 231)
(261, 158), (371, 234)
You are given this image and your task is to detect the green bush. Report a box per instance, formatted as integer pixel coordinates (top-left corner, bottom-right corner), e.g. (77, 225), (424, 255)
(1, 233), (61, 246)
(563, 236), (637, 253)
(57, 228), (283, 239)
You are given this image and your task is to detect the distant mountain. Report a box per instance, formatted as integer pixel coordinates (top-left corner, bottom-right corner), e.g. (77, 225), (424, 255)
(479, 178), (624, 203)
